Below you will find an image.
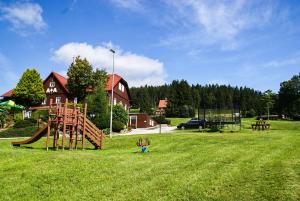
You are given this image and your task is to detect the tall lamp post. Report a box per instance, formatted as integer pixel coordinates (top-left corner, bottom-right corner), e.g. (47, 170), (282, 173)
(109, 49), (115, 139)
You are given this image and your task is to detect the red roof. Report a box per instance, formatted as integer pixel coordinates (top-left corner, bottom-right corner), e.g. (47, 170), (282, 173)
(1, 89), (14, 98)
(1, 71), (69, 97)
(158, 99), (168, 108)
(1, 72), (127, 97)
(106, 74), (122, 91)
(48, 71), (68, 93)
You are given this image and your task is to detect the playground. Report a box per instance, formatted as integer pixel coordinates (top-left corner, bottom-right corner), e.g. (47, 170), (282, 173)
(0, 119), (299, 201)
(9, 99), (104, 150)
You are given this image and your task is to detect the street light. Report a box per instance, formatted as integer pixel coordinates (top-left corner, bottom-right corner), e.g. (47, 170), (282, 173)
(109, 49), (115, 139)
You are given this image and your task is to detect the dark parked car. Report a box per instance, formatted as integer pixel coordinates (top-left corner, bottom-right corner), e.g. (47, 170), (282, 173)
(177, 118), (207, 130)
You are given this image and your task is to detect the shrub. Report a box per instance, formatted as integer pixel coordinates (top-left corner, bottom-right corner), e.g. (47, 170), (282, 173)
(293, 115), (300, 121)
(152, 116), (171, 124)
(32, 110), (49, 122)
(90, 113), (110, 129)
(0, 126), (38, 138)
(14, 118), (37, 128)
(112, 120), (125, 132)
(208, 124), (220, 132)
(0, 112), (8, 128)
(113, 104), (128, 125)
(245, 109), (256, 118)
(102, 128), (110, 135)
(14, 112), (23, 121)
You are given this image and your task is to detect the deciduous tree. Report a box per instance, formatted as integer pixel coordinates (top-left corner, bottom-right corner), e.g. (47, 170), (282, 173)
(12, 68), (45, 107)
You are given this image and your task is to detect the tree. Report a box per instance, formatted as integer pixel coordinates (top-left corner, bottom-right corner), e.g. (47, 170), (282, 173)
(129, 79), (264, 118)
(139, 89), (153, 114)
(85, 83), (109, 129)
(113, 104), (128, 125)
(278, 73), (300, 116)
(261, 90), (276, 120)
(12, 68), (45, 107)
(67, 56), (94, 102)
(166, 80), (194, 117)
(93, 68), (108, 88)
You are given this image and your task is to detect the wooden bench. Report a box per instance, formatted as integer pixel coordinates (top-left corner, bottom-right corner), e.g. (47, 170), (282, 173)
(251, 120), (270, 131)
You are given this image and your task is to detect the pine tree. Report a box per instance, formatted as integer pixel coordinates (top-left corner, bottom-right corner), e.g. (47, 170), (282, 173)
(86, 83), (109, 129)
(12, 68), (45, 107)
(139, 89), (153, 114)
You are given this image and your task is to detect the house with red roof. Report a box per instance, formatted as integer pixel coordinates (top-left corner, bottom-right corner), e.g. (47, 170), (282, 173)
(1, 71), (131, 110)
(155, 98), (168, 115)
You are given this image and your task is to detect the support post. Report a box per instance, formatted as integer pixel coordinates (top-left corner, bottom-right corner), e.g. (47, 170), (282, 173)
(75, 107), (80, 149)
(62, 99), (68, 150)
(100, 131), (104, 150)
(82, 103), (87, 150)
(46, 99), (52, 151)
(69, 103), (76, 150)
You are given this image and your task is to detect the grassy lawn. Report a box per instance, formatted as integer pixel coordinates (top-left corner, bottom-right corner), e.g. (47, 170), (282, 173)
(0, 119), (300, 201)
(167, 117), (191, 126)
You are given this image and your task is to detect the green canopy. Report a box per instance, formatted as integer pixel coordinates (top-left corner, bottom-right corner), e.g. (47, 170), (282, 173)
(0, 100), (24, 110)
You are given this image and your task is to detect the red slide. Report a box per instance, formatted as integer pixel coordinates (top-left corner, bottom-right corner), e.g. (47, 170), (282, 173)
(11, 125), (48, 147)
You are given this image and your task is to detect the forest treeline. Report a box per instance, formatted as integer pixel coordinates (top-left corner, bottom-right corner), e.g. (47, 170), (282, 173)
(130, 73), (300, 118)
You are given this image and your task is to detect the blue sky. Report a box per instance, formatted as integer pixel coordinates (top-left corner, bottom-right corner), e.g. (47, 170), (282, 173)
(0, 0), (300, 95)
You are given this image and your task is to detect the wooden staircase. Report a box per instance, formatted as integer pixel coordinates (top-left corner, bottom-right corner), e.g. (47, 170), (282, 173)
(46, 99), (105, 150)
(83, 119), (104, 149)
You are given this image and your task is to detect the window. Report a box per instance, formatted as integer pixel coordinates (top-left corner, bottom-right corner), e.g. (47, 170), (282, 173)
(55, 96), (61, 104)
(42, 98), (47, 105)
(119, 83), (125, 92)
(24, 110), (32, 118)
(50, 81), (55, 87)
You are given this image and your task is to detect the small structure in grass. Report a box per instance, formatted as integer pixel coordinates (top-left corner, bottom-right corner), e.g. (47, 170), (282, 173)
(136, 138), (150, 153)
(251, 120), (270, 131)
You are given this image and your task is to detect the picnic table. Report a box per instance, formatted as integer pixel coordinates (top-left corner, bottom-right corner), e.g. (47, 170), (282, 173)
(251, 120), (270, 131)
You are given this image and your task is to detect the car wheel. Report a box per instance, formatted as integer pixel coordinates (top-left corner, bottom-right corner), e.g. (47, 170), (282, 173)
(181, 126), (185, 130)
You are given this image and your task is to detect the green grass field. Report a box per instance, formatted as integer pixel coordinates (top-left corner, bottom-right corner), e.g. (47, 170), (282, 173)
(0, 119), (300, 201)
(167, 117), (191, 126)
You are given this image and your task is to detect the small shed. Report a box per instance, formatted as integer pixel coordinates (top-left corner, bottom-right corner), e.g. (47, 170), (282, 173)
(155, 99), (168, 115)
(128, 113), (157, 129)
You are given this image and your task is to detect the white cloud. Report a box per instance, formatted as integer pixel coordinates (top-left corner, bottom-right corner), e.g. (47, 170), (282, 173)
(161, 0), (278, 50)
(263, 57), (300, 68)
(109, 0), (143, 11)
(52, 42), (167, 87)
(0, 2), (46, 35)
(109, 0), (281, 51)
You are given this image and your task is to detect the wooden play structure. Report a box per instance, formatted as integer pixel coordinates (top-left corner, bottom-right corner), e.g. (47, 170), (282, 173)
(12, 99), (104, 150)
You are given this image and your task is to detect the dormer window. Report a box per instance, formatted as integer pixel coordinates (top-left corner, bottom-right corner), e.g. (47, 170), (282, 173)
(119, 83), (125, 92)
(50, 81), (55, 87)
